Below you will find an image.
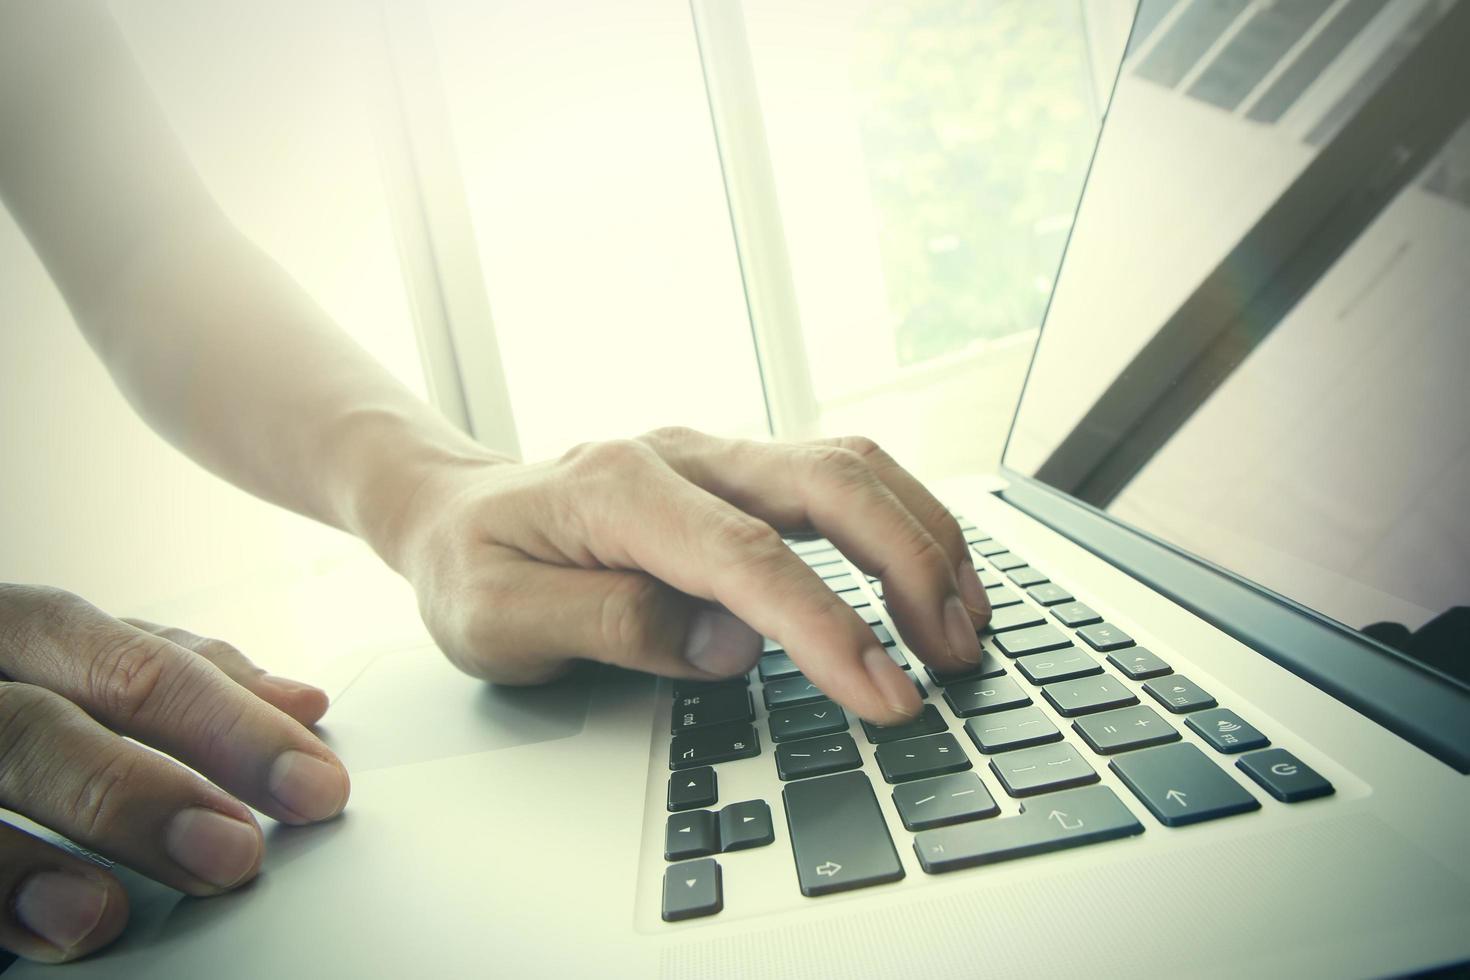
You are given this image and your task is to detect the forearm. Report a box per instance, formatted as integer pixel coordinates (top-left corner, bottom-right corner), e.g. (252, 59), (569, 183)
(76, 218), (507, 569)
(0, 2), (502, 570)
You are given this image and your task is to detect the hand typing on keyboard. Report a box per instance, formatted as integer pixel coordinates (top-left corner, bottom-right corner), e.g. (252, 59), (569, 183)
(377, 427), (992, 724)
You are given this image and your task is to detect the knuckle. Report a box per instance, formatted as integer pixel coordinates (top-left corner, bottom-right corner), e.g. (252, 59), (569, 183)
(838, 434), (883, 459)
(561, 438), (654, 477)
(716, 513), (784, 561)
(69, 746), (143, 841)
(85, 631), (175, 724)
(638, 425), (700, 454)
(808, 445), (873, 487)
(599, 575), (668, 656)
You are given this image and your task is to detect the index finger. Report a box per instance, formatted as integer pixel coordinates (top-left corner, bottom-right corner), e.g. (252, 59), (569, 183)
(570, 446), (920, 724)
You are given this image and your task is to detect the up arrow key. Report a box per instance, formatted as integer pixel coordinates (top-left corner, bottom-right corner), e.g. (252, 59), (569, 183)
(1165, 789), (1188, 807)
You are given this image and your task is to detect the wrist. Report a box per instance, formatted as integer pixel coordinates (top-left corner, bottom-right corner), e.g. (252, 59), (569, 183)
(332, 409), (511, 574)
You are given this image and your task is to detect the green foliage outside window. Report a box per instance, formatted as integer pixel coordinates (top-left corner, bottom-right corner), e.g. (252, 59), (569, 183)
(853, 0), (1102, 364)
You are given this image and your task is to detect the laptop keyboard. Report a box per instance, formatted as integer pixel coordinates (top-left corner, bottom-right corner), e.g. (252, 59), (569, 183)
(657, 521), (1336, 922)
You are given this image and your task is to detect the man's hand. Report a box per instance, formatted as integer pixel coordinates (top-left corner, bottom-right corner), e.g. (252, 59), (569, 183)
(0, 586), (348, 963)
(381, 428), (992, 724)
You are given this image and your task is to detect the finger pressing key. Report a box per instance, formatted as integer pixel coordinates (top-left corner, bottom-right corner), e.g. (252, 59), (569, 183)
(565, 448), (920, 724)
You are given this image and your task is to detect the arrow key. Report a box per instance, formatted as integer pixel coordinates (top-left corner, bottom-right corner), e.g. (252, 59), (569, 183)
(667, 766), (717, 812)
(1109, 742), (1260, 827)
(662, 858), (722, 922)
(718, 799), (775, 851)
(665, 809), (720, 860)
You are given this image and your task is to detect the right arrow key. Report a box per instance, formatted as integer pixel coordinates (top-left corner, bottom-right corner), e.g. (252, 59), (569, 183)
(1109, 742), (1261, 827)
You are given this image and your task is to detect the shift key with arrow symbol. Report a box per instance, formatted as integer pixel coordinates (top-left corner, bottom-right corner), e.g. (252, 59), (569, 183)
(913, 785), (1142, 873)
(1108, 742), (1259, 827)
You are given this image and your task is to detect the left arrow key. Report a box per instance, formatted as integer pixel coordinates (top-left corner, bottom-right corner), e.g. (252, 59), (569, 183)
(665, 810), (720, 861)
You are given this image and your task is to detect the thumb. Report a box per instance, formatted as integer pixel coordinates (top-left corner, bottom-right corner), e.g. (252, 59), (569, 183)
(445, 559), (762, 684)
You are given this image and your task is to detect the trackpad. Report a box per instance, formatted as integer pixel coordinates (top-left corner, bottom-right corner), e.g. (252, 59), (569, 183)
(319, 646), (592, 772)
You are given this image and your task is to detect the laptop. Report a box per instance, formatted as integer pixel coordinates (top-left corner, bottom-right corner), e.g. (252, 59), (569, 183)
(14, 1), (1470, 976)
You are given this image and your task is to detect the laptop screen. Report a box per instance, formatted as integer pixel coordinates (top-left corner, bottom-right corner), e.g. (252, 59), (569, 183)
(1004, 0), (1469, 687)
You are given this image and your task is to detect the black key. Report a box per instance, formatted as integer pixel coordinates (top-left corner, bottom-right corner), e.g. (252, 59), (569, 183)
(1107, 647), (1172, 680)
(1014, 649), (1102, 685)
(783, 771), (905, 896)
(983, 605), (1047, 634)
(719, 799), (775, 851)
(925, 648), (1007, 686)
(672, 677), (746, 702)
(668, 766), (717, 811)
(913, 785), (1143, 873)
(988, 551), (1027, 571)
(977, 568), (1003, 589)
(1109, 742), (1261, 827)
(994, 623), (1072, 657)
(670, 723), (761, 770)
(1007, 566), (1049, 588)
(1143, 675), (1217, 713)
(892, 771), (999, 831)
(911, 673), (929, 701)
(984, 585), (1023, 609)
(943, 675), (1030, 717)
(1042, 676), (1138, 717)
(1077, 622), (1135, 651)
(768, 699), (847, 743)
(1051, 601), (1102, 627)
(775, 733), (862, 781)
(989, 741), (1099, 797)
(1026, 583), (1073, 606)
(763, 677), (826, 710)
(672, 687), (754, 734)
(662, 858), (722, 922)
(874, 732), (972, 783)
(827, 574), (861, 593)
(1186, 708), (1269, 753)
(1236, 749), (1334, 802)
(861, 703), (947, 744)
(1071, 704), (1180, 755)
(973, 540), (1009, 558)
(964, 704), (1061, 754)
(757, 651), (801, 682)
(665, 810), (719, 860)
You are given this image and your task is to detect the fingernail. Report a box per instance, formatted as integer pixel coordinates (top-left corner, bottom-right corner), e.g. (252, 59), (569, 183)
(956, 559), (990, 617)
(944, 594), (982, 664)
(268, 750), (350, 822)
(165, 808), (261, 889)
(683, 609), (761, 677)
(14, 872), (109, 951)
(862, 645), (920, 720)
